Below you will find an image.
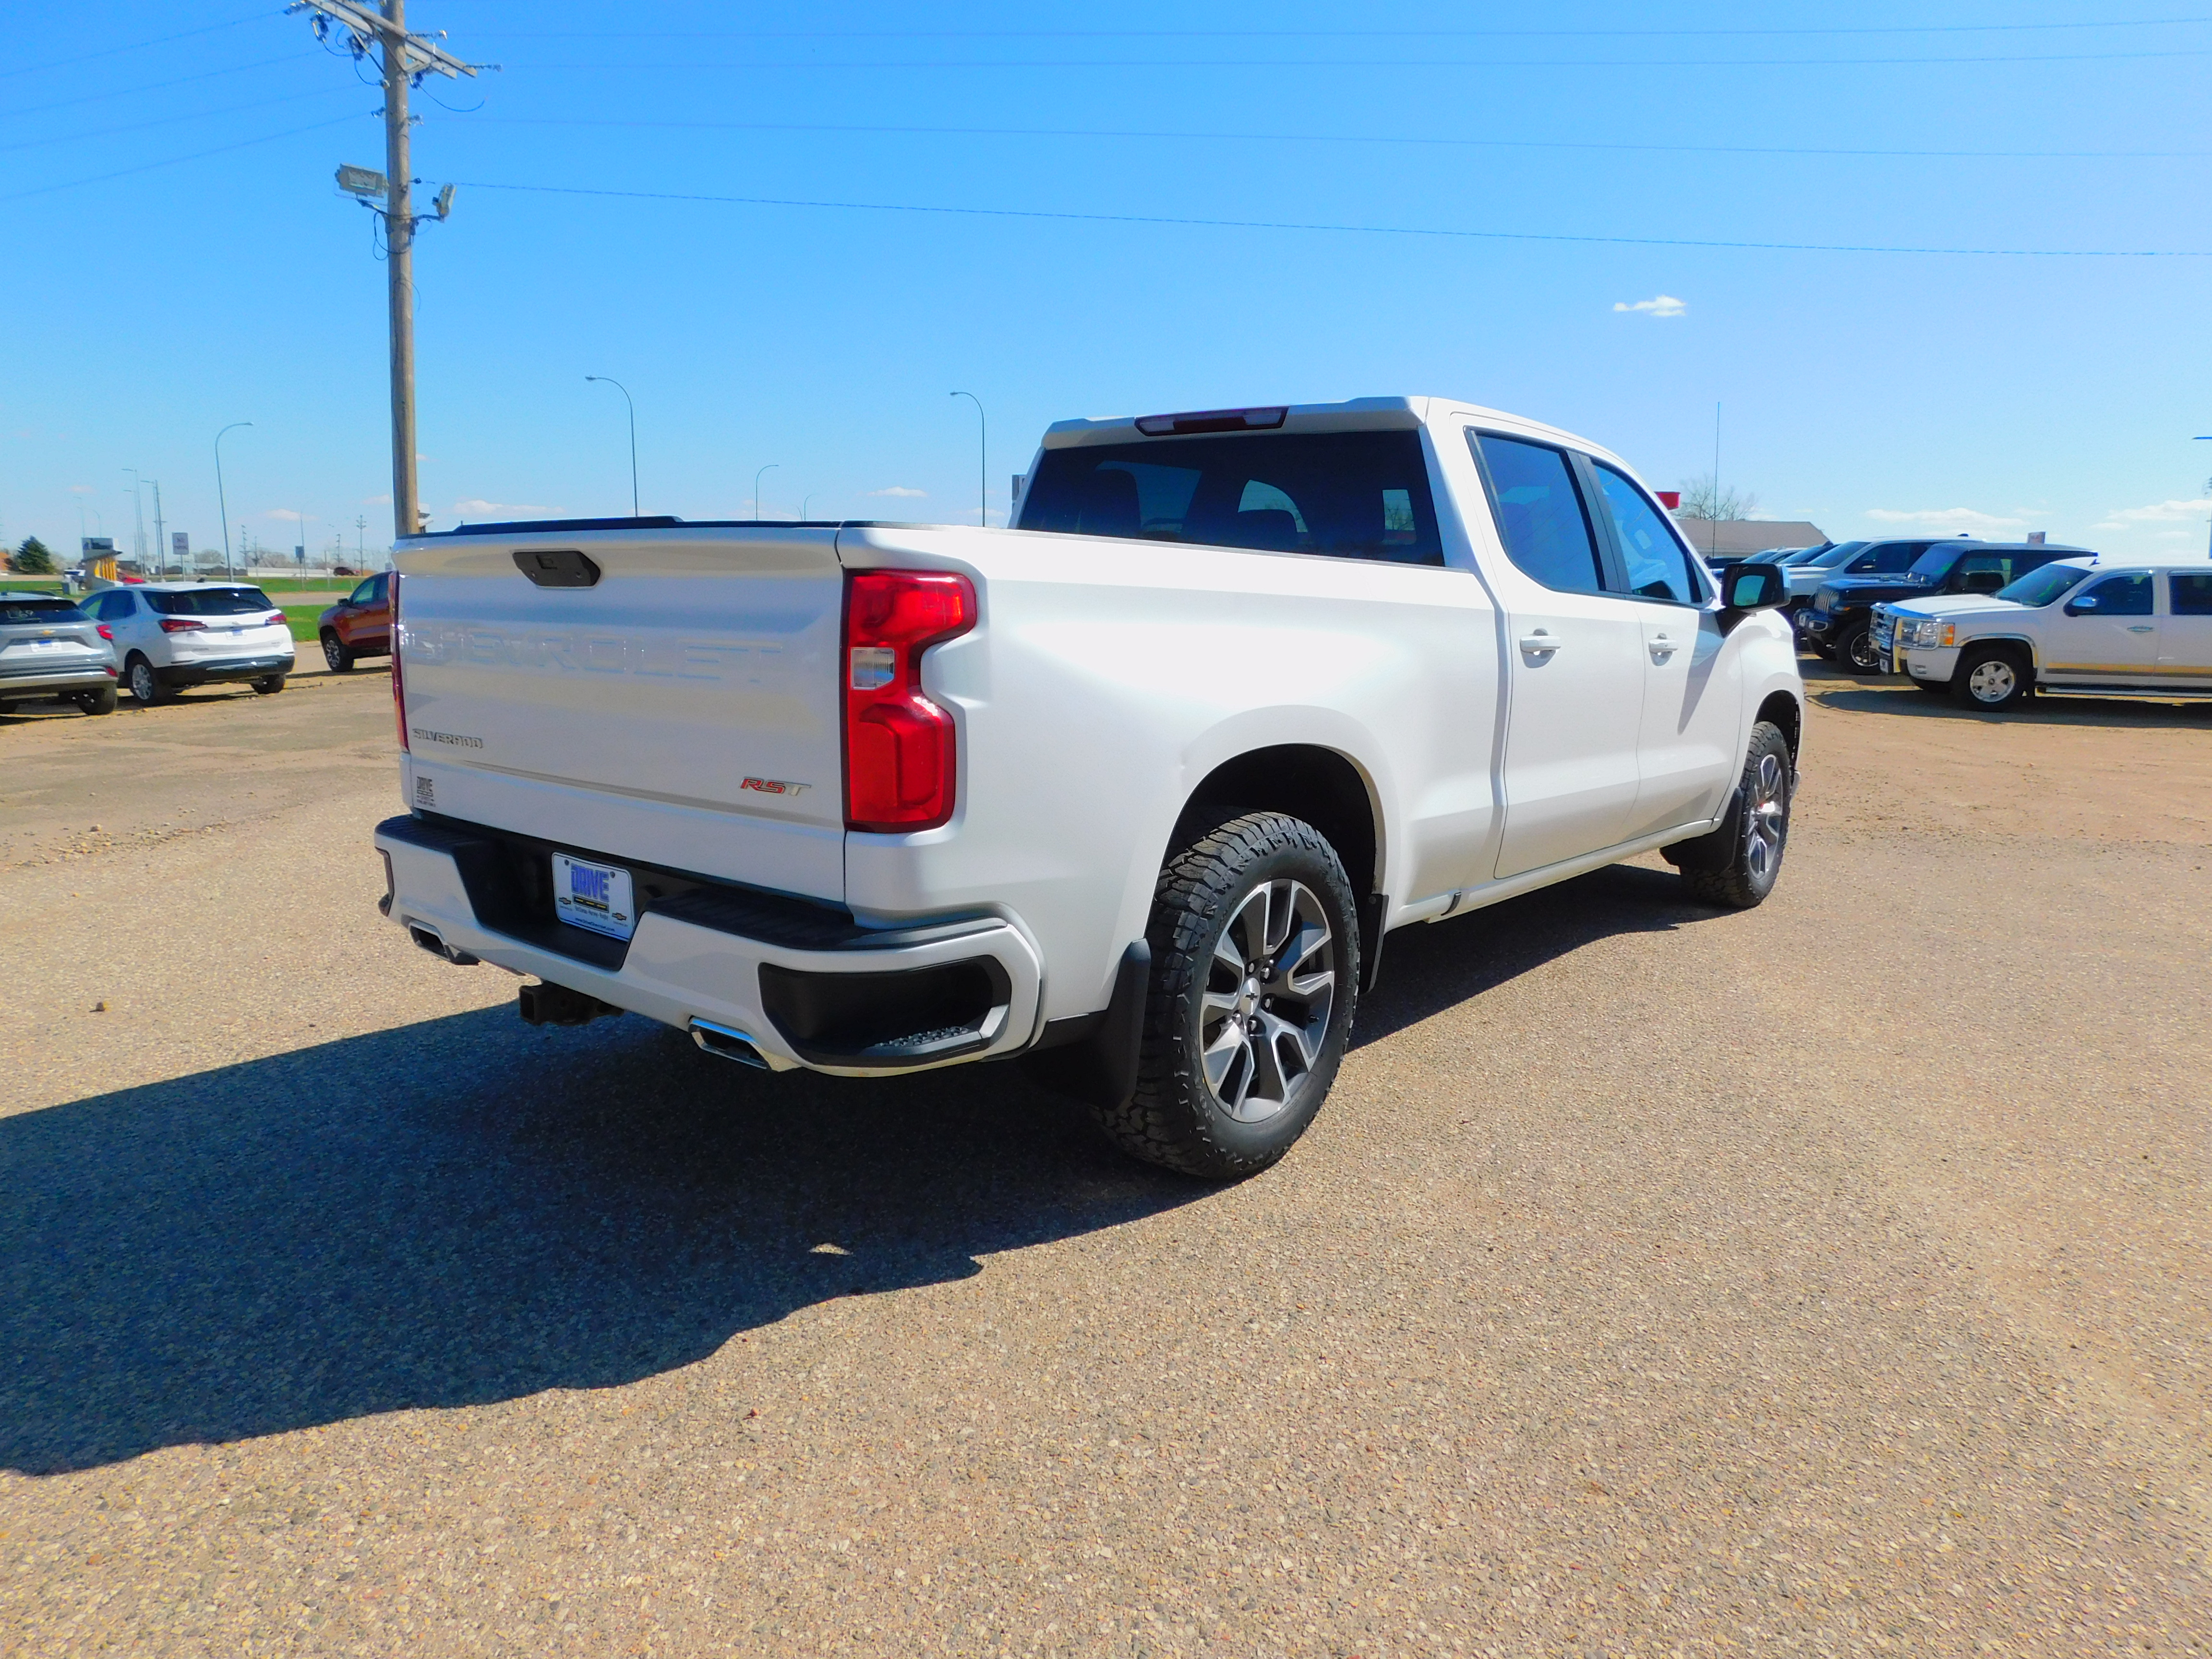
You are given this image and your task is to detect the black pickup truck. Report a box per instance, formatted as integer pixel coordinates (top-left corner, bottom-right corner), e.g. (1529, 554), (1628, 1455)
(1802, 539), (2090, 672)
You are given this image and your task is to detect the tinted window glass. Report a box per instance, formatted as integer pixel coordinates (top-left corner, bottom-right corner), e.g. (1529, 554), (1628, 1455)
(1595, 464), (1700, 604)
(1019, 431), (1443, 564)
(2171, 572), (2212, 615)
(1471, 433), (1605, 595)
(1808, 540), (1868, 568)
(349, 578), (378, 604)
(1996, 564), (2093, 607)
(2069, 573), (2153, 616)
(0, 596), (89, 625)
(1857, 542), (1924, 575)
(145, 587), (276, 616)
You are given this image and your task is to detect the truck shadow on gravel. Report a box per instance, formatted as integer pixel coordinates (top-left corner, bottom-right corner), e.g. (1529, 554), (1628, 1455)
(1, 862), (1705, 1476)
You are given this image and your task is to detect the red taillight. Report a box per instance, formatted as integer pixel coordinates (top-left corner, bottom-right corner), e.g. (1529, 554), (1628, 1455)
(96, 623), (113, 640)
(266, 610), (287, 626)
(842, 570), (976, 832)
(391, 573), (408, 751)
(158, 617), (205, 633)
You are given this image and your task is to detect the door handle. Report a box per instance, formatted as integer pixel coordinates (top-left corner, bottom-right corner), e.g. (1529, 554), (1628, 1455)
(2127, 625), (2154, 634)
(1518, 631), (1560, 655)
(1648, 633), (1676, 660)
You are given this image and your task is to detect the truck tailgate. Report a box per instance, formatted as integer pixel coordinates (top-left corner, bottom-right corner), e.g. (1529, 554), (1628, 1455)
(396, 527), (846, 902)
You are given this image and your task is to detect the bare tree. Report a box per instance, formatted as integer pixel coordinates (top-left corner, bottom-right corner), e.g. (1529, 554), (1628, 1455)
(1675, 473), (1760, 521)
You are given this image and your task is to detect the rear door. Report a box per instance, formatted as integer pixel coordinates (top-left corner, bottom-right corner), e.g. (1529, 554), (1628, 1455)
(1470, 431), (1646, 878)
(2163, 571), (2212, 685)
(1587, 463), (1744, 838)
(397, 527), (849, 901)
(2042, 570), (2159, 682)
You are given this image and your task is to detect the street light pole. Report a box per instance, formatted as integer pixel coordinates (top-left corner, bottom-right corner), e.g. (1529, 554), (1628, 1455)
(585, 375), (639, 516)
(121, 468), (144, 569)
(754, 463), (778, 521)
(950, 391), (986, 527)
(216, 422), (252, 580)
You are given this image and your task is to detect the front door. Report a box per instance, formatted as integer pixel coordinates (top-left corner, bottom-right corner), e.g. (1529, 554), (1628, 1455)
(1471, 432), (1647, 879)
(1588, 462), (1744, 837)
(2043, 571), (2159, 682)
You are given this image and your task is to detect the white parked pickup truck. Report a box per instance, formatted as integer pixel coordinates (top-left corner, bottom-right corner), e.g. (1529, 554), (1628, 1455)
(375, 397), (1804, 1176)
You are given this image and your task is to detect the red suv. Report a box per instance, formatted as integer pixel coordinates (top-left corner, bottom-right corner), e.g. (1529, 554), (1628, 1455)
(318, 571), (392, 672)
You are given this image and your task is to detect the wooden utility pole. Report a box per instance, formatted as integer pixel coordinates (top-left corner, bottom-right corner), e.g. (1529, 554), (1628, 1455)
(289, 0), (481, 544)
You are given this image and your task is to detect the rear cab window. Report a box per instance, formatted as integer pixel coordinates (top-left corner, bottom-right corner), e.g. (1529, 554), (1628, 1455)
(1017, 430), (1444, 565)
(2170, 572), (2212, 615)
(146, 587), (278, 617)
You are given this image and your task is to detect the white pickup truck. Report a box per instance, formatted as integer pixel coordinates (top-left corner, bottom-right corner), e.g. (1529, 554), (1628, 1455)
(375, 397), (1803, 1176)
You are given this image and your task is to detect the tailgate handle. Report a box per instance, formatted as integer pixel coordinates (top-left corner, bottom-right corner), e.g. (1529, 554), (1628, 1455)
(514, 548), (601, 588)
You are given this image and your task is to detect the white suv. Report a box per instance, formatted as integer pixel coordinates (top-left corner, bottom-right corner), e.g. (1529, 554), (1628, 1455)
(1875, 556), (2212, 709)
(81, 582), (296, 705)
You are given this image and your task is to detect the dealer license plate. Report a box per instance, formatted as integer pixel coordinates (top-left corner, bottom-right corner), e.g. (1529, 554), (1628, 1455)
(552, 853), (637, 940)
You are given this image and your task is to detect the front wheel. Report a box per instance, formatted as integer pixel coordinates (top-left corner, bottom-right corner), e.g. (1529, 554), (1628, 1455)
(1953, 646), (2032, 710)
(1666, 721), (1793, 910)
(251, 674), (286, 695)
(1097, 811), (1360, 1179)
(1835, 622), (1883, 674)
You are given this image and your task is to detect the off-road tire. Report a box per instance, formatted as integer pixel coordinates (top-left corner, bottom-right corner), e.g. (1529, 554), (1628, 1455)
(1835, 622), (1882, 674)
(1953, 645), (2032, 710)
(81, 686), (117, 715)
(125, 654), (168, 705)
(1096, 811), (1360, 1180)
(1670, 721), (1794, 910)
(251, 674), (286, 695)
(322, 631), (354, 673)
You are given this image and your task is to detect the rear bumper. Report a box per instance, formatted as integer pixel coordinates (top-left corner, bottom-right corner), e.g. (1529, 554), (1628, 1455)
(374, 813), (1043, 1076)
(159, 651), (294, 686)
(0, 662), (117, 696)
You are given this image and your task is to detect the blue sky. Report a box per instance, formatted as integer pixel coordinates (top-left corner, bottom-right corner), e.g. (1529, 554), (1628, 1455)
(5, 2), (2212, 564)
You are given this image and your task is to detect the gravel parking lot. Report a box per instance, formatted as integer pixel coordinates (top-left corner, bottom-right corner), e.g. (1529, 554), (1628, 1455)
(1, 668), (2206, 1656)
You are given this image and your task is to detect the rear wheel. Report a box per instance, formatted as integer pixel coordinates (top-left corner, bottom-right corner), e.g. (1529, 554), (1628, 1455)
(81, 686), (117, 715)
(1835, 622), (1883, 674)
(1096, 811), (1359, 1179)
(321, 631), (354, 673)
(125, 655), (168, 705)
(1954, 646), (2032, 710)
(250, 674), (286, 695)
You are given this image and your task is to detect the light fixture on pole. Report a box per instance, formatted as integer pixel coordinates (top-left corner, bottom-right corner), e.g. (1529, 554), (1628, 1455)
(950, 391), (986, 527)
(800, 493), (817, 521)
(754, 463), (778, 522)
(585, 375), (639, 517)
(215, 422), (252, 580)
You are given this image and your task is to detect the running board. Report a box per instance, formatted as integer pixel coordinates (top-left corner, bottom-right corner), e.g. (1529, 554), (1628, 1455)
(2041, 685), (2212, 704)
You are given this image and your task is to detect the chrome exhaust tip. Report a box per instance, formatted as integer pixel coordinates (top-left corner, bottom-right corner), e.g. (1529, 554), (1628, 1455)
(690, 1019), (769, 1069)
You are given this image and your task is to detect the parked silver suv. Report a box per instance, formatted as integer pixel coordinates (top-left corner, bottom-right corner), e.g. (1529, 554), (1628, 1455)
(0, 592), (119, 716)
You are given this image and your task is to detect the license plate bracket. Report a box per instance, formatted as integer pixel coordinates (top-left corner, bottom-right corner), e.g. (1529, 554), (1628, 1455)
(552, 853), (637, 941)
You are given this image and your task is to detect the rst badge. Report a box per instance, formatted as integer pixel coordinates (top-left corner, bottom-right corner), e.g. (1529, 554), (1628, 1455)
(740, 777), (808, 797)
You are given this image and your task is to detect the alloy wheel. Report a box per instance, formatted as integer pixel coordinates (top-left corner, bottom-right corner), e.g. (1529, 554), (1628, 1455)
(129, 661), (157, 703)
(1967, 659), (2017, 704)
(1199, 878), (1336, 1124)
(1745, 750), (1789, 882)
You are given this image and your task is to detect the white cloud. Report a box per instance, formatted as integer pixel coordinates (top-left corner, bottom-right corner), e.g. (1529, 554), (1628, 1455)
(1613, 295), (1687, 318)
(452, 498), (553, 515)
(362, 493), (391, 506)
(1864, 506), (2025, 531)
(69, 484), (95, 495)
(868, 485), (927, 498)
(2090, 497), (2212, 531)
(263, 508), (313, 523)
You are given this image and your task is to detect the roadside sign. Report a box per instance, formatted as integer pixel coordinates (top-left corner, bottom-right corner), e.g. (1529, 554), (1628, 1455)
(172, 531), (189, 560)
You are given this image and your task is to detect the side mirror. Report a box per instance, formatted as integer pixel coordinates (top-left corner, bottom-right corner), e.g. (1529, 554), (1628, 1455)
(1722, 563), (1786, 612)
(2065, 595), (2099, 614)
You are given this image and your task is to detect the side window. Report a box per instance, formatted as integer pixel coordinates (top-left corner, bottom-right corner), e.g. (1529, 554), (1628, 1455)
(2067, 573), (2153, 616)
(1471, 433), (1606, 596)
(1953, 553), (2013, 594)
(1857, 543), (1921, 575)
(1593, 464), (1700, 604)
(2171, 572), (2212, 616)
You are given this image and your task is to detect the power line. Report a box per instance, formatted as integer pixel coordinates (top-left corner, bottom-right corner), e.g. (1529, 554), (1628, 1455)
(452, 178), (2212, 258)
(460, 113), (2212, 164)
(499, 16), (2212, 40)
(0, 9), (283, 80)
(0, 86), (361, 154)
(2, 52), (321, 119)
(508, 45), (2212, 71)
(0, 113), (364, 203)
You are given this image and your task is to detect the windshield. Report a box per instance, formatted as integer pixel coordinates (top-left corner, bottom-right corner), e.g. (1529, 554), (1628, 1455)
(1997, 564), (2095, 607)
(1018, 430), (1443, 564)
(0, 596), (89, 625)
(1777, 543), (1833, 565)
(145, 586), (276, 616)
(1806, 540), (1867, 568)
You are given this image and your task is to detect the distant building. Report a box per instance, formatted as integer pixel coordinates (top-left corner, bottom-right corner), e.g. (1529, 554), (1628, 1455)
(1671, 517), (1828, 557)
